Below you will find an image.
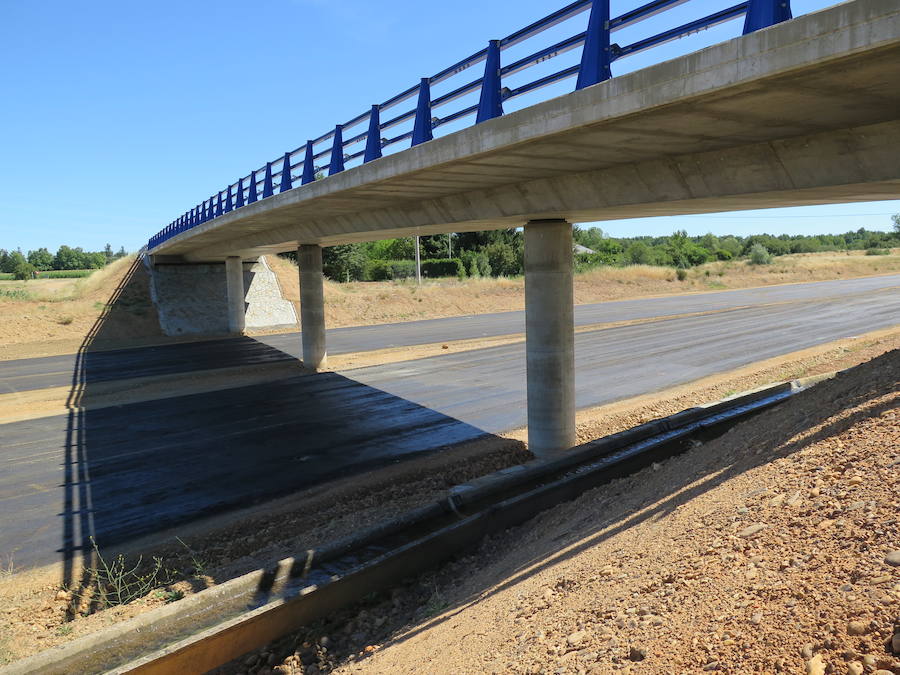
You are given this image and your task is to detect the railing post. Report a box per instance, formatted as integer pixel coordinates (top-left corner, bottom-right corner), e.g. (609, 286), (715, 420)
(225, 185), (233, 213)
(236, 179), (245, 208)
(329, 125), (345, 175)
(743, 0), (792, 34)
(280, 152), (293, 192)
(262, 162), (274, 198)
(199, 200), (206, 224)
(412, 78), (433, 146)
(476, 40), (503, 123)
(302, 140), (316, 184)
(577, 0), (611, 90)
(248, 170), (258, 203)
(216, 191), (224, 217)
(364, 105), (382, 162)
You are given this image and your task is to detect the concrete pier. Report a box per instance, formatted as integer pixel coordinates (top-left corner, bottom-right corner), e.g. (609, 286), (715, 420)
(524, 219), (575, 456)
(299, 244), (327, 370)
(225, 256), (245, 334)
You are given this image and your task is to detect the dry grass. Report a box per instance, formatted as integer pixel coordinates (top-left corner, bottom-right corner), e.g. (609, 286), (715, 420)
(266, 249), (900, 330)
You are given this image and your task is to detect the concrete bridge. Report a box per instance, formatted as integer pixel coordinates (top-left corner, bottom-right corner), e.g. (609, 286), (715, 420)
(146, 0), (900, 455)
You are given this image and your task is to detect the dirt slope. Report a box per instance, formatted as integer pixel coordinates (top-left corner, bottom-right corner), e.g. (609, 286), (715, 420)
(246, 349), (899, 675)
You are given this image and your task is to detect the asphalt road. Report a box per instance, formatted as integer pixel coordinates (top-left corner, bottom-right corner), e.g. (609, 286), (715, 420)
(1, 275), (898, 569)
(1, 274), (898, 394)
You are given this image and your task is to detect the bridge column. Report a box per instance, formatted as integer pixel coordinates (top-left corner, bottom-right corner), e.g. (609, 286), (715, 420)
(525, 219), (575, 456)
(299, 244), (327, 371)
(225, 256), (246, 334)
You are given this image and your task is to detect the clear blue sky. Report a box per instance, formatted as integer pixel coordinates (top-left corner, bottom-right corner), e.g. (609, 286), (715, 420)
(1, 0), (896, 254)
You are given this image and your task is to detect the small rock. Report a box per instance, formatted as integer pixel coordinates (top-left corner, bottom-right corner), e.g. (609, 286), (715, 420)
(873, 671), (895, 675)
(846, 662), (863, 675)
(738, 523), (767, 539)
(884, 551), (900, 567)
(861, 655), (876, 667)
(750, 612), (763, 625)
(892, 630), (900, 654)
(567, 630), (588, 648)
(806, 654), (826, 675)
(628, 646), (647, 662)
(801, 644), (815, 658)
(847, 621), (868, 636)
(703, 662), (719, 671)
(847, 476), (863, 485)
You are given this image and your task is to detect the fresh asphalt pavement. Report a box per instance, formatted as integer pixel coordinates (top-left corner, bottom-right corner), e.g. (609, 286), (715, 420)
(1, 275), (898, 569)
(1, 274), (898, 394)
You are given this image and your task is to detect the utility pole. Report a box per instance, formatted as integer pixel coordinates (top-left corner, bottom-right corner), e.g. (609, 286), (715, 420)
(448, 233), (452, 258)
(415, 235), (421, 284)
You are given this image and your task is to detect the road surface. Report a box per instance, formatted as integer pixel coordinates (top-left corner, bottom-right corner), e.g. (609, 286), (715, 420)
(1, 274), (897, 394)
(1, 275), (898, 569)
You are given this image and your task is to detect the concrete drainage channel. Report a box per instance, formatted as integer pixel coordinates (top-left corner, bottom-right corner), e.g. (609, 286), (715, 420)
(4, 376), (828, 675)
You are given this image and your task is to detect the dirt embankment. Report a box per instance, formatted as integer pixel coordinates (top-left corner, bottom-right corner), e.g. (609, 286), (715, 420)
(225, 349), (899, 675)
(0, 256), (164, 360)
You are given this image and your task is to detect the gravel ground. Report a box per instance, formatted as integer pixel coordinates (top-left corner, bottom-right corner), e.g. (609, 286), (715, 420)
(231, 348), (899, 675)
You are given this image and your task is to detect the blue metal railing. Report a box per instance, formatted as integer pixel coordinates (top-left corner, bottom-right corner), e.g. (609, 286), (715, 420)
(148, 0), (793, 250)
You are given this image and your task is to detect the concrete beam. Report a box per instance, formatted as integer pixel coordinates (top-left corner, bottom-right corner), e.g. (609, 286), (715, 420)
(225, 256), (246, 334)
(299, 245), (327, 371)
(525, 219), (575, 456)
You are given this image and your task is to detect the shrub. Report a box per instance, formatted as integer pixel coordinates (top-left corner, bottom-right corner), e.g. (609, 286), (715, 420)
(421, 258), (465, 280)
(366, 259), (417, 281)
(748, 244), (772, 265)
(675, 267), (688, 281)
(865, 247), (890, 256)
(714, 249), (733, 261)
(13, 262), (36, 281)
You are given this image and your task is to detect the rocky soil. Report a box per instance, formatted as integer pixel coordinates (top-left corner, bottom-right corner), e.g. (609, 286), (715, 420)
(226, 349), (899, 675)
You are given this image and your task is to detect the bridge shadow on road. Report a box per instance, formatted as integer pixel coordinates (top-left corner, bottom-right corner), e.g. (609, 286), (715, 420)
(55, 257), (489, 604)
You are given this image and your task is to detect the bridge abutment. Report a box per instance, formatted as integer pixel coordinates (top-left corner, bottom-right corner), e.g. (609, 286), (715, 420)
(299, 244), (327, 371)
(525, 219), (576, 456)
(225, 256), (246, 334)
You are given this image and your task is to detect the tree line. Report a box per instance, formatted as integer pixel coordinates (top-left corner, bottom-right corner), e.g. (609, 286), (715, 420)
(307, 219), (900, 282)
(0, 244), (128, 279)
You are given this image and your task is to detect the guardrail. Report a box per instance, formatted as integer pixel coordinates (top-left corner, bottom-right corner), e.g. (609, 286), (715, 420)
(148, 0), (793, 251)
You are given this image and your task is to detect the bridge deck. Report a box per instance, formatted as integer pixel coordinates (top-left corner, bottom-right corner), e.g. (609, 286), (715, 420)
(150, 0), (900, 262)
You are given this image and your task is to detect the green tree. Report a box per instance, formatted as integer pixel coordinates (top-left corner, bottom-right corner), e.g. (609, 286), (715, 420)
(27, 247), (54, 270)
(322, 244), (367, 282)
(892, 214), (899, 234)
(625, 241), (652, 265)
(13, 261), (36, 281)
(85, 251), (107, 268)
(5, 250), (27, 273)
(54, 245), (86, 270)
(104, 243), (114, 263)
(484, 241), (521, 277)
